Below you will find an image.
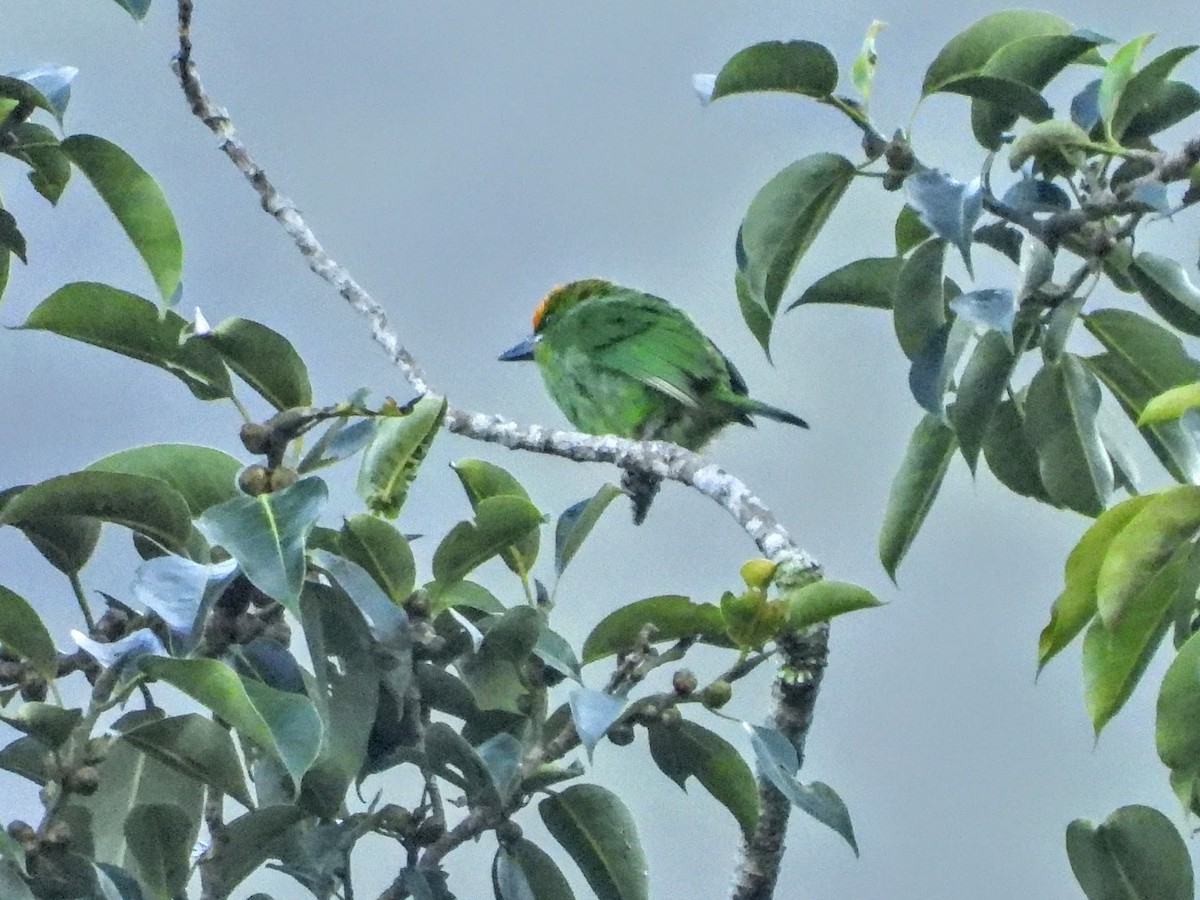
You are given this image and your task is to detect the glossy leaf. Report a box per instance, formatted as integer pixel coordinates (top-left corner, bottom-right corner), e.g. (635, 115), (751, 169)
(356, 395), (446, 517)
(1039, 495), (1155, 671)
(1098, 35), (1155, 135)
(540, 784), (648, 900)
(432, 495), (544, 584)
(555, 484), (622, 577)
(140, 656), (322, 789)
(568, 689), (625, 760)
(62, 737), (203, 882)
(1112, 45), (1198, 139)
(1123, 80), (1200, 139)
(894, 206), (932, 255)
(783, 580), (883, 629)
(936, 74), (1052, 137)
(0, 471), (192, 554)
(452, 459), (541, 578)
(195, 477), (327, 612)
(61, 135), (182, 303)
(1086, 541), (1200, 733)
(1084, 308), (1200, 483)
(0, 584), (58, 680)
(982, 398), (1051, 502)
(708, 41), (838, 102)
(647, 719), (759, 839)
(922, 10), (1075, 96)
(736, 154), (855, 350)
(304, 555), (410, 650)
(951, 331), (1018, 470)
(535, 627), (582, 683)
(581, 595), (726, 664)
(970, 33), (1105, 149)
(1025, 355), (1113, 516)
(4, 122), (71, 204)
(1095, 486), (1200, 627)
(788, 256), (900, 311)
(1129, 252), (1200, 337)
(122, 713), (253, 808)
(299, 584), (380, 816)
(0, 67), (75, 123)
(1140, 381), (1200, 425)
(949, 288), (1015, 337)
(879, 415), (957, 581)
(747, 724), (858, 854)
(1066, 805), (1193, 900)
(338, 513), (416, 604)
(904, 173), (982, 275)
(87, 444), (241, 516)
(123, 803), (193, 899)
(18, 282), (232, 400)
(207, 317), (312, 411)
(893, 239), (948, 359)
(494, 840), (576, 900)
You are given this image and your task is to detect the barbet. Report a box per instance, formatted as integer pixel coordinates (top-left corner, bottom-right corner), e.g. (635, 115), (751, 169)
(499, 279), (808, 523)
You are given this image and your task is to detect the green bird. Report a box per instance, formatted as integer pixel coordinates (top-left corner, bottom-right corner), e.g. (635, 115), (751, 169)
(500, 279), (808, 523)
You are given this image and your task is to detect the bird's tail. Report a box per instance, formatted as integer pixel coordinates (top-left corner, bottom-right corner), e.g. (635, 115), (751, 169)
(735, 396), (809, 429)
(622, 469), (662, 525)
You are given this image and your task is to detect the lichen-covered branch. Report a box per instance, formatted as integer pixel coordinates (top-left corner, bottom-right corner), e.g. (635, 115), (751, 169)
(172, 5), (825, 897)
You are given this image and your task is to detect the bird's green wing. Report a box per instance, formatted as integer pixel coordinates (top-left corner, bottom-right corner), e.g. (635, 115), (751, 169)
(564, 291), (727, 407)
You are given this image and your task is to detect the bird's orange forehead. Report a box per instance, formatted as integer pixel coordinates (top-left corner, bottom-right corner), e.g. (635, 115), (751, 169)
(531, 284), (564, 332)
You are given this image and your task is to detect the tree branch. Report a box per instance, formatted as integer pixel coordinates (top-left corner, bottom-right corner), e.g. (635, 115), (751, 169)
(172, 6), (826, 897)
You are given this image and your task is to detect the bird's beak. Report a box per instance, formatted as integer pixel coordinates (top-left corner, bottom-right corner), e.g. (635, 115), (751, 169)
(498, 335), (537, 361)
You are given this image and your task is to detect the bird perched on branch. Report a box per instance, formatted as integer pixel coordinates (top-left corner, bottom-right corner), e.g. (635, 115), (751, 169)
(499, 279), (807, 523)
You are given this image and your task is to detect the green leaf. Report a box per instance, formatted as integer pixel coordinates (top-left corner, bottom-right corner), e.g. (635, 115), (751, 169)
(1025, 355), (1113, 516)
(140, 656), (322, 789)
(788, 256), (900, 311)
(937, 75), (1052, 131)
(432, 495), (543, 585)
(62, 736), (203, 881)
(195, 477), (327, 612)
(18, 282), (232, 400)
(970, 34), (1106, 150)
(0, 495), (101, 573)
(735, 268), (773, 359)
(61, 135), (182, 304)
(878, 414), (957, 581)
(108, 0), (152, 20)
(4, 123), (72, 204)
(1158, 628), (1200, 814)
(87, 444), (242, 516)
(982, 398), (1051, 502)
(298, 583), (380, 816)
(951, 331), (1018, 470)
(123, 804), (193, 900)
(737, 154), (855, 351)
(1084, 540), (1197, 733)
(1096, 486), (1200, 626)
(0, 735), (51, 785)
(452, 459), (541, 578)
(581, 595), (726, 664)
(0, 584), (58, 681)
(1123, 80), (1200, 140)
(894, 206), (932, 256)
(1066, 805), (1193, 900)
(1039, 495), (1155, 671)
(1111, 46), (1197, 139)
(206, 317), (313, 411)
(458, 606), (542, 713)
(207, 805), (308, 895)
(708, 41), (838, 102)
(1129, 252), (1200, 336)
(893, 239), (947, 359)
(1098, 35), (1155, 136)
(1140, 381), (1200, 425)
(356, 395), (446, 517)
(338, 513), (416, 604)
(746, 724), (858, 854)
(922, 10), (1075, 95)
(122, 713), (254, 809)
(850, 21), (885, 106)
(0, 702), (81, 749)
(1083, 308), (1200, 483)
(555, 484), (622, 577)
(783, 580), (883, 629)
(540, 784), (648, 900)
(0, 72), (71, 124)
(0, 471), (192, 554)
(494, 839), (576, 900)
(424, 722), (502, 809)
(647, 719), (759, 839)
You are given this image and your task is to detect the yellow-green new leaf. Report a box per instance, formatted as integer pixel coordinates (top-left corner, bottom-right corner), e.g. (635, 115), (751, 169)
(784, 580), (883, 630)
(357, 395), (446, 517)
(1140, 381), (1200, 425)
(452, 459), (541, 578)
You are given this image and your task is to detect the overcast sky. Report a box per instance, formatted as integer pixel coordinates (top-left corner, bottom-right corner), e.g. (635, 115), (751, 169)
(3, 2), (1199, 898)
